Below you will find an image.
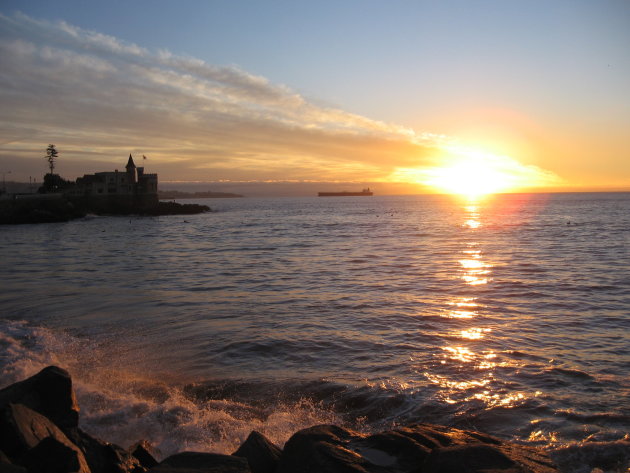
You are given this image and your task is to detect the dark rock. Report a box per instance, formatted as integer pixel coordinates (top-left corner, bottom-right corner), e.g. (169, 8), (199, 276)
(0, 450), (12, 463)
(419, 425), (558, 473)
(0, 366), (79, 430)
(21, 436), (87, 473)
(353, 428), (434, 470)
(276, 424), (558, 473)
(422, 443), (520, 472)
(0, 463), (27, 473)
(130, 441), (158, 469)
(276, 424), (378, 473)
(0, 198), (86, 225)
(1, 449), (27, 472)
(0, 403), (90, 473)
(149, 452), (250, 472)
(66, 428), (143, 473)
(232, 431), (281, 473)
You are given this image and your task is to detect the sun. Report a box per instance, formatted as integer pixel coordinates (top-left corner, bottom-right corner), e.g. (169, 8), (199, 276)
(389, 145), (560, 197)
(424, 156), (512, 198)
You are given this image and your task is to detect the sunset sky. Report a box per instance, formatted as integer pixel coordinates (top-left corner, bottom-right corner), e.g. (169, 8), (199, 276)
(0, 1), (628, 195)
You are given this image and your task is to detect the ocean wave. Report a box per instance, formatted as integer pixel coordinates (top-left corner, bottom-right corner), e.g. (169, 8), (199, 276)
(1, 319), (629, 471)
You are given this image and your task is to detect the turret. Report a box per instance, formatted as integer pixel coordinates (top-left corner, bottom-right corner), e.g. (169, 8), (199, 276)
(125, 154), (136, 184)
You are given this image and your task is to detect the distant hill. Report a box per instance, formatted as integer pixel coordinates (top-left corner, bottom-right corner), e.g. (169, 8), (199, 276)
(158, 190), (243, 199)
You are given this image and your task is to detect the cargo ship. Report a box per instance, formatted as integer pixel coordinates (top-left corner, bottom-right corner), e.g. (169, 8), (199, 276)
(318, 188), (373, 197)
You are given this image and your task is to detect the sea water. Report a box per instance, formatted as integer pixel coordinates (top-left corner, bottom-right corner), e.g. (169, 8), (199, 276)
(1, 193), (629, 472)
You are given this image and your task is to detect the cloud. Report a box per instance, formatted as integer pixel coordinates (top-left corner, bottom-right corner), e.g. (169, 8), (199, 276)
(0, 12), (558, 191)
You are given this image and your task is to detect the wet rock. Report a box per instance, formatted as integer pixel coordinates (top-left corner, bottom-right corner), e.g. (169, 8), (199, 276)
(0, 449), (27, 473)
(276, 424), (377, 473)
(149, 452), (250, 472)
(0, 403), (90, 473)
(0, 366), (79, 430)
(65, 428), (143, 473)
(232, 431), (281, 473)
(276, 424), (444, 473)
(276, 424), (559, 473)
(0, 462), (27, 473)
(130, 441), (158, 469)
(422, 443), (519, 472)
(21, 436), (88, 473)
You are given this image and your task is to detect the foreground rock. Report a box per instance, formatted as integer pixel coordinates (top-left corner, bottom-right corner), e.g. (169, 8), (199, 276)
(150, 452), (250, 472)
(232, 431), (282, 473)
(0, 365), (79, 429)
(0, 366), (560, 473)
(276, 423), (557, 473)
(0, 366), (147, 473)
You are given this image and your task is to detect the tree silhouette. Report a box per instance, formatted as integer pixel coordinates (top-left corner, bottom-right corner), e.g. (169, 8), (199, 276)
(45, 144), (58, 174)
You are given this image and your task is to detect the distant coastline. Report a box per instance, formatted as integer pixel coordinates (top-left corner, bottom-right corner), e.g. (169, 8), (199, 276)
(158, 190), (243, 199)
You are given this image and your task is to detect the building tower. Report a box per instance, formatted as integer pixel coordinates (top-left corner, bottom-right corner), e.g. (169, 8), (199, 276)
(125, 154), (137, 184)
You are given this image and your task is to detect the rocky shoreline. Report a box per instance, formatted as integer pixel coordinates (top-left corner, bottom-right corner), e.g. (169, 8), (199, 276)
(0, 198), (210, 224)
(0, 366), (559, 472)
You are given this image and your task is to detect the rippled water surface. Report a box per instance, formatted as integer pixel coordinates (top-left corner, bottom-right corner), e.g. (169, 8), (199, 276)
(1, 193), (629, 472)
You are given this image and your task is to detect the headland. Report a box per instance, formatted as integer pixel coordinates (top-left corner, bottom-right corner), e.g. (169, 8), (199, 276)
(0, 155), (210, 224)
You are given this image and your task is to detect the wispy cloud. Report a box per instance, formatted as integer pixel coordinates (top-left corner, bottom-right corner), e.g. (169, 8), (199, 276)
(0, 12), (558, 191)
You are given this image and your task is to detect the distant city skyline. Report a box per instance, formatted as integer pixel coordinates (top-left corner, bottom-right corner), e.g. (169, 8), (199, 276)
(0, 1), (628, 195)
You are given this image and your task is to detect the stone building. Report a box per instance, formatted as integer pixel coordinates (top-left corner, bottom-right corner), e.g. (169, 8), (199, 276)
(69, 155), (157, 197)
(66, 154), (158, 211)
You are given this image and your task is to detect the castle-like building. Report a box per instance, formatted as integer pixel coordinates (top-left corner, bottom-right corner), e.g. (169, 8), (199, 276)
(66, 154), (158, 211)
(68, 154), (157, 197)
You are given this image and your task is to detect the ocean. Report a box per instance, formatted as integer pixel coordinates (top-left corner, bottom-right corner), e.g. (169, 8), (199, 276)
(1, 192), (629, 472)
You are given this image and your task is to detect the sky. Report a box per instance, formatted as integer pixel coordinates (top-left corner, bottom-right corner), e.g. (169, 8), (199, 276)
(0, 0), (628, 195)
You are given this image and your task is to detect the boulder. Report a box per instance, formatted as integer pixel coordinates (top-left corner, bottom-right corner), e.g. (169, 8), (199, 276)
(0, 366), (79, 430)
(65, 428), (143, 473)
(0, 403), (90, 473)
(0, 463), (27, 473)
(130, 441), (158, 469)
(275, 424), (377, 473)
(232, 431), (281, 473)
(0, 449), (27, 473)
(21, 436), (88, 473)
(149, 452), (250, 473)
(275, 424), (559, 473)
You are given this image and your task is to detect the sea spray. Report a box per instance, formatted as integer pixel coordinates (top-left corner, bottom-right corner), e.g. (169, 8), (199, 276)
(0, 320), (342, 458)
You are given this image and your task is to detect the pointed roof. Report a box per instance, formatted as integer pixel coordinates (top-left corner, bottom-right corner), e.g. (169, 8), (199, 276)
(126, 154), (136, 169)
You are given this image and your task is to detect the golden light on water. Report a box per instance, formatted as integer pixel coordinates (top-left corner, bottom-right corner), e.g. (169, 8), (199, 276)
(423, 199), (538, 410)
(460, 328), (491, 340)
(443, 297), (478, 319)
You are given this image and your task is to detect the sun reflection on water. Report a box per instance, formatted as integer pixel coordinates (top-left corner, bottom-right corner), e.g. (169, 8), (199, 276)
(460, 327), (491, 340)
(443, 297), (478, 319)
(422, 198), (535, 409)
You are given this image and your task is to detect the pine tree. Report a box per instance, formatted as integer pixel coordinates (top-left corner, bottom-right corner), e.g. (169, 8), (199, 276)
(45, 144), (58, 175)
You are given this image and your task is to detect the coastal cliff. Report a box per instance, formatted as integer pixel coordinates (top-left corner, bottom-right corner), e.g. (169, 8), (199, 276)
(0, 367), (559, 473)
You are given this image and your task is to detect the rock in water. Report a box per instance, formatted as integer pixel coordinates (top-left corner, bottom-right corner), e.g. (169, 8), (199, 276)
(276, 424), (375, 473)
(276, 423), (558, 473)
(65, 428), (143, 473)
(150, 452), (250, 472)
(0, 366), (79, 430)
(232, 431), (282, 473)
(130, 440), (159, 469)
